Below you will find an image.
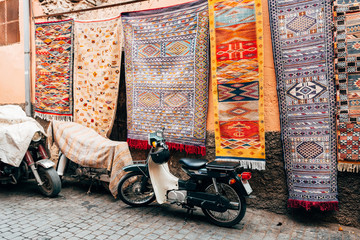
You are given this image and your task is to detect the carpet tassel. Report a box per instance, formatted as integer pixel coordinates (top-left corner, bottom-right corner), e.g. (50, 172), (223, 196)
(287, 199), (339, 211)
(127, 139), (206, 156)
(34, 112), (73, 122)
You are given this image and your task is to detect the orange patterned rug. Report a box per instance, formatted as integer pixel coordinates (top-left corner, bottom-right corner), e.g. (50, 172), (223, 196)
(335, 0), (360, 173)
(209, 0), (265, 169)
(34, 19), (74, 121)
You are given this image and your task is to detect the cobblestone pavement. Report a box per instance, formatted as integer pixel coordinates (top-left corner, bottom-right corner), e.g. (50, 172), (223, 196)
(0, 179), (359, 240)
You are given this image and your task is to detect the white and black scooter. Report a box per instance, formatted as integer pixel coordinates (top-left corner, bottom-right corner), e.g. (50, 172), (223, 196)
(118, 129), (253, 227)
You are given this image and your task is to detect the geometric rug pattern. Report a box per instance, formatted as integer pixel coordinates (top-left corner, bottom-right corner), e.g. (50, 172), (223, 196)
(34, 19), (74, 121)
(209, 0), (265, 169)
(335, 0), (360, 173)
(121, 0), (209, 155)
(269, 0), (338, 210)
(73, 16), (122, 137)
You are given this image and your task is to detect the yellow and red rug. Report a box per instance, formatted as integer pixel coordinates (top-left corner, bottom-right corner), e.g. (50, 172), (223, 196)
(209, 0), (265, 169)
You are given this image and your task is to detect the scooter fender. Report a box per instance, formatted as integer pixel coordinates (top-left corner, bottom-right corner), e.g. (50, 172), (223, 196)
(233, 176), (253, 196)
(122, 164), (148, 175)
(36, 159), (55, 169)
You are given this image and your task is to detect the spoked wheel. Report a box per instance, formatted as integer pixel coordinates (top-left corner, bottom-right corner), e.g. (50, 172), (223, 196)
(202, 182), (246, 227)
(38, 167), (62, 197)
(118, 172), (155, 207)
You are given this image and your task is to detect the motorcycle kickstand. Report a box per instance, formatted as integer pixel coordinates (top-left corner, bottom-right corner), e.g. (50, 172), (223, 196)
(183, 206), (196, 225)
(87, 178), (94, 195)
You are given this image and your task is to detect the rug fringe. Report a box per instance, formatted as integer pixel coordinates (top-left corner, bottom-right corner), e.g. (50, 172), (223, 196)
(338, 162), (360, 173)
(127, 139), (206, 156)
(288, 199), (339, 211)
(34, 112), (73, 122)
(167, 143), (206, 156)
(216, 158), (266, 170)
(127, 139), (150, 150)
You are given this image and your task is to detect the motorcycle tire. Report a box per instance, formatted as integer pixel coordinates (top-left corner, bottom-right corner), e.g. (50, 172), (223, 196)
(38, 167), (62, 197)
(201, 182), (246, 227)
(118, 172), (155, 207)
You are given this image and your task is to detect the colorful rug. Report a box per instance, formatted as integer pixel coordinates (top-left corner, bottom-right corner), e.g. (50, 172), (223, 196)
(335, 0), (360, 173)
(47, 121), (133, 198)
(209, 0), (265, 170)
(34, 19), (74, 121)
(73, 16), (122, 137)
(269, 0), (338, 210)
(121, 0), (209, 155)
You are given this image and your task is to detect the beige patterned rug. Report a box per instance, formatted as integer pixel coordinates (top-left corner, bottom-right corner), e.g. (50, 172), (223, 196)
(73, 16), (122, 137)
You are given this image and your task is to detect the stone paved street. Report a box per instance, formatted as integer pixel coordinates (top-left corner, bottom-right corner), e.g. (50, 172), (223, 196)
(0, 179), (359, 240)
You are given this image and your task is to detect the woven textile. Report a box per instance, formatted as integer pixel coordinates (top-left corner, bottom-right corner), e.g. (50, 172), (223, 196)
(121, 0), (209, 155)
(269, 0), (338, 210)
(34, 19), (74, 121)
(74, 16), (122, 137)
(209, 0), (265, 170)
(335, 0), (360, 173)
(47, 121), (133, 198)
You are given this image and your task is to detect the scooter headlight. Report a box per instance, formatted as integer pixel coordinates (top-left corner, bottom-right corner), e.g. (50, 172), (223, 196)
(32, 131), (42, 142)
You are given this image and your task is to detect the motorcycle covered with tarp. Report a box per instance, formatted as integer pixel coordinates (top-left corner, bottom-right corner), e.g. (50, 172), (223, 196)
(0, 105), (61, 197)
(47, 120), (133, 198)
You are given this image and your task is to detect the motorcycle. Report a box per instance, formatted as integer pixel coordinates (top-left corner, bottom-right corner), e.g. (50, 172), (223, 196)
(0, 131), (62, 197)
(0, 105), (61, 197)
(51, 120), (133, 198)
(118, 129), (253, 227)
(57, 153), (112, 194)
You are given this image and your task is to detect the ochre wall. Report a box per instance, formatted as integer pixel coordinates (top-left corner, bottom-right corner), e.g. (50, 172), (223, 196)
(262, 0), (280, 132)
(0, 1), (25, 104)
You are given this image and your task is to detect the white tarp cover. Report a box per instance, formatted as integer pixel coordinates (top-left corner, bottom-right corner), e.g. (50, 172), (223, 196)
(0, 105), (46, 167)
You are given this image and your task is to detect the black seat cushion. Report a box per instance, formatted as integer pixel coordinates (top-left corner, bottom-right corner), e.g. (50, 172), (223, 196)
(179, 158), (208, 170)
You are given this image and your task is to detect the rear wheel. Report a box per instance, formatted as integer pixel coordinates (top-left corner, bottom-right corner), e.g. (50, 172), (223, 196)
(118, 172), (155, 207)
(38, 167), (62, 197)
(202, 182), (246, 227)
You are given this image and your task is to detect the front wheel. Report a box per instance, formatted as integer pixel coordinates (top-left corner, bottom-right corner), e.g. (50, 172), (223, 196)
(202, 182), (246, 227)
(38, 167), (62, 197)
(118, 172), (155, 207)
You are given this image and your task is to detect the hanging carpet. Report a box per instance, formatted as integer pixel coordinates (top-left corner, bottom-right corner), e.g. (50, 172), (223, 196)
(121, 0), (209, 155)
(47, 120), (133, 198)
(335, 0), (360, 173)
(34, 19), (74, 121)
(209, 0), (265, 170)
(268, 0), (338, 210)
(73, 16), (122, 137)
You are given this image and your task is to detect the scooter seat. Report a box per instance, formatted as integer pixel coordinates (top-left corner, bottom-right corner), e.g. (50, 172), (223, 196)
(179, 158), (208, 170)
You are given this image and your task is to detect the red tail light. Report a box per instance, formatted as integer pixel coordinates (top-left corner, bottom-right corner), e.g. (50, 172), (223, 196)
(240, 172), (252, 180)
